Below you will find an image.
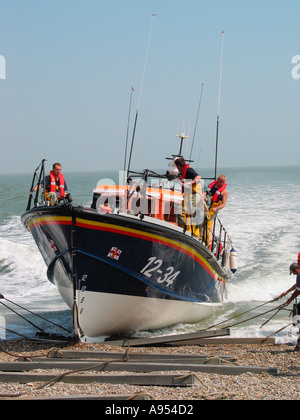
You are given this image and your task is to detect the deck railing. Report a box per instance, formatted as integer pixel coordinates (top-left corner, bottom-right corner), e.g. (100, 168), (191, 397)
(201, 214), (231, 267)
(26, 159), (47, 211)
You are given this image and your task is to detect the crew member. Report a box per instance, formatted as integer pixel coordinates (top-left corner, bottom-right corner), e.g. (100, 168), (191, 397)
(203, 175), (228, 246)
(281, 263), (300, 305)
(38, 162), (73, 205)
(174, 157), (202, 238)
(281, 263), (300, 351)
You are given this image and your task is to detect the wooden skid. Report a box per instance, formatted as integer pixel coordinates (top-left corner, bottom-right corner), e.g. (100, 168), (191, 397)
(54, 350), (237, 363)
(0, 360), (278, 375)
(1, 393), (150, 400)
(168, 337), (277, 345)
(34, 354), (236, 366)
(106, 328), (230, 346)
(0, 372), (195, 386)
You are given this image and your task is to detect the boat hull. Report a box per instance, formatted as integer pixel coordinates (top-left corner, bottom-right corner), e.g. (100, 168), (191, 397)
(22, 205), (230, 339)
(76, 291), (221, 337)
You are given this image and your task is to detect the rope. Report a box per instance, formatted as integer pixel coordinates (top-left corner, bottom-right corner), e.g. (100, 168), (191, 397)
(172, 373), (194, 382)
(0, 341), (31, 360)
(203, 356), (239, 366)
(0, 300), (44, 333)
(34, 355), (131, 391)
(203, 296), (284, 331)
(0, 294), (72, 334)
(260, 306), (286, 329)
(0, 325), (33, 341)
(0, 341), (63, 361)
(262, 322), (293, 343)
(126, 392), (153, 400)
(0, 340), (133, 398)
(214, 303), (288, 332)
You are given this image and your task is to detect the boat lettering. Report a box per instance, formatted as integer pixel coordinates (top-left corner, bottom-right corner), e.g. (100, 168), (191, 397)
(140, 257), (163, 277)
(157, 266), (180, 286)
(140, 257), (180, 286)
(79, 274), (88, 289)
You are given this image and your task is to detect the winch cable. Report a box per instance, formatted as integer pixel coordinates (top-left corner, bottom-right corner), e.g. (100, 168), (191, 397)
(203, 295), (284, 331)
(0, 294), (72, 334)
(0, 324), (32, 341)
(0, 299), (44, 333)
(262, 322), (294, 343)
(208, 303), (288, 334)
(259, 305), (287, 329)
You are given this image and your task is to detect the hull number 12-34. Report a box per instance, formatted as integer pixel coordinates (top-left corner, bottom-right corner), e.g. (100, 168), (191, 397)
(140, 256), (180, 287)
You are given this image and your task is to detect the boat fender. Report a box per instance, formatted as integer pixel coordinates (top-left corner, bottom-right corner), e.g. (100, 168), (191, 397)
(230, 248), (237, 273)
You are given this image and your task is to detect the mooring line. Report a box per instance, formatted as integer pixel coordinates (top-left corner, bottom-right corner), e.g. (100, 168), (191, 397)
(214, 304), (288, 332)
(203, 296), (284, 332)
(0, 299), (44, 333)
(260, 306), (286, 329)
(262, 322), (293, 343)
(0, 293), (72, 334)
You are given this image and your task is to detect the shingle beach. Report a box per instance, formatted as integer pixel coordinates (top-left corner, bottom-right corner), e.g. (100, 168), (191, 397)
(0, 339), (299, 400)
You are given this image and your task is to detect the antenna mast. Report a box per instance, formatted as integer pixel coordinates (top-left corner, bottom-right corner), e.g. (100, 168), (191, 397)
(123, 87), (134, 175)
(189, 83), (204, 161)
(126, 14), (156, 175)
(214, 31), (224, 180)
(176, 132), (189, 156)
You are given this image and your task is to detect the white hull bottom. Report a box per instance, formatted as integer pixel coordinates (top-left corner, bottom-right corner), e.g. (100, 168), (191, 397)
(70, 290), (222, 342)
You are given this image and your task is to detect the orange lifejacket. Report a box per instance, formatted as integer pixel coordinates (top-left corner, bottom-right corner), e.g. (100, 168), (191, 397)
(49, 171), (65, 198)
(207, 180), (227, 203)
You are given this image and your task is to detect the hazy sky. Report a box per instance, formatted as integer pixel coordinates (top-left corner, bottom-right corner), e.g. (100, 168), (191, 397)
(0, 0), (299, 174)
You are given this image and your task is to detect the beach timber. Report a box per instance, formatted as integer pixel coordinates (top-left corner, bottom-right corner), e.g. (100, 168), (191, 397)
(0, 338), (299, 400)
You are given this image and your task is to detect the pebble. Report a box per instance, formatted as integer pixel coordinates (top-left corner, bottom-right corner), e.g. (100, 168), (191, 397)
(0, 339), (299, 400)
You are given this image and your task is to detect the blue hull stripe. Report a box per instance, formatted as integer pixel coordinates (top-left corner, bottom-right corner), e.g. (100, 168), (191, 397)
(77, 248), (207, 303)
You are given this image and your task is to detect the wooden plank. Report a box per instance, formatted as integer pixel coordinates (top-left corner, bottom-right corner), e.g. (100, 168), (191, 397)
(0, 372), (195, 386)
(34, 355), (236, 366)
(1, 393), (150, 401)
(56, 350), (237, 363)
(34, 356), (223, 365)
(169, 337), (276, 345)
(106, 328), (230, 347)
(0, 360), (278, 375)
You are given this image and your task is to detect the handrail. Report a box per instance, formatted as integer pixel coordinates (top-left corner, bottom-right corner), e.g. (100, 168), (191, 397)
(26, 159), (47, 211)
(201, 213), (232, 268)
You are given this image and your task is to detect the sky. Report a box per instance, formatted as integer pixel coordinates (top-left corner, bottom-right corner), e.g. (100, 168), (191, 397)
(0, 0), (299, 174)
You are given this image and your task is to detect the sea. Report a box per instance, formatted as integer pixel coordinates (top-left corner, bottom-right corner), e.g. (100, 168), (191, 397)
(0, 165), (299, 344)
